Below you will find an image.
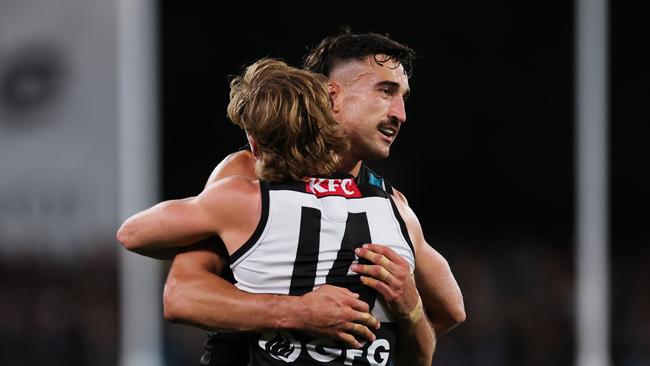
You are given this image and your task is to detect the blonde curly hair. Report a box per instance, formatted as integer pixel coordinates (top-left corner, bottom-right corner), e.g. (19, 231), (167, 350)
(227, 58), (348, 182)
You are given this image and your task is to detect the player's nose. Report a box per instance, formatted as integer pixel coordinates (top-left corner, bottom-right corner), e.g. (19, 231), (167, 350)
(388, 96), (406, 124)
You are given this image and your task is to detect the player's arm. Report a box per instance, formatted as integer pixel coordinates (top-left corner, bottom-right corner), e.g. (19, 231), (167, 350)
(164, 242), (380, 348)
(353, 189), (466, 336)
(116, 179), (238, 257)
(160, 149), (380, 346)
(354, 241), (435, 366)
(116, 150), (256, 259)
(352, 188), (465, 365)
(391, 188), (466, 336)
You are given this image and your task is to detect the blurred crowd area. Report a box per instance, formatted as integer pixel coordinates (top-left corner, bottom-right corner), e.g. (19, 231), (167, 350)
(1, 237), (648, 365)
(0, 249), (118, 366)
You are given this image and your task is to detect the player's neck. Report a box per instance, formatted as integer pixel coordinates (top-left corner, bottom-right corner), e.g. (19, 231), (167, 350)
(337, 158), (362, 177)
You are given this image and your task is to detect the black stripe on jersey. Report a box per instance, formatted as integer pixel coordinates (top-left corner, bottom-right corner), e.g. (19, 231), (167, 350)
(326, 212), (370, 283)
(289, 207), (322, 295)
(387, 193), (415, 256)
(230, 180), (270, 263)
(326, 212), (377, 309)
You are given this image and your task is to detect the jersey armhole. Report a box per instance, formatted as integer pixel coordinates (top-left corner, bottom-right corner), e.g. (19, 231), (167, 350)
(387, 193), (415, 257)
(229, 180), (270, 263)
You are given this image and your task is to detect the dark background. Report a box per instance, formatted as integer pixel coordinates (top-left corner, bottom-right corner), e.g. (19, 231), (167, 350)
(157, 1), (648, 365)
(163, 1), (578, 238)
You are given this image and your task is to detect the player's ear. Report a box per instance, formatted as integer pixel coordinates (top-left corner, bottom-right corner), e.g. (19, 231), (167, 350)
(328, 81), (342, 113)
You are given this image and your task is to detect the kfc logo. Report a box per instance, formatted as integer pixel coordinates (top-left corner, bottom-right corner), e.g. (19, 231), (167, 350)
(306, 178), (362, 198)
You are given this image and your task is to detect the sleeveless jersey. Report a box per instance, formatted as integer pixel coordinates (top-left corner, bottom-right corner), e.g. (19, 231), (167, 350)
(229, 170), (414, 366)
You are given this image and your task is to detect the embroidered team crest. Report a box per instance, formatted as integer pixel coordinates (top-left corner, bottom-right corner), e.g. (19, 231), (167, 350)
(305, 178), (362, 198)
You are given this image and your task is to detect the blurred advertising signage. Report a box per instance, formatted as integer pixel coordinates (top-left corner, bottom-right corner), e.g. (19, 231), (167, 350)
(0, 0), (118, 258)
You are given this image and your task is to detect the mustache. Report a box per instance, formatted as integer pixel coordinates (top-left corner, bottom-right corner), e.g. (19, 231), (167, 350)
(377, 117), (401, 132)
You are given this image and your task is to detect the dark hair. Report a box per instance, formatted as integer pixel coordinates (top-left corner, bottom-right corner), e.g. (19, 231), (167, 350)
(303, 27), (416, 78)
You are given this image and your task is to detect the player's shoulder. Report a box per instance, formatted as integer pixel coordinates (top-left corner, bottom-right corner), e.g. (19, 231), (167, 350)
(199, 175), (261, 215)
(206, 149), (256, 186)
(390, 186), (409, 206)
(196, 176), (261, 229)
(223, 149), (255, 166)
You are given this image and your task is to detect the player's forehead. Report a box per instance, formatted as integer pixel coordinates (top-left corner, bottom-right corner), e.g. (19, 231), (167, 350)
(331, 54), (409, 92)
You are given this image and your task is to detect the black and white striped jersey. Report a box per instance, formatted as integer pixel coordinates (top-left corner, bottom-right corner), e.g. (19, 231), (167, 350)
(229, 170), (414, 366)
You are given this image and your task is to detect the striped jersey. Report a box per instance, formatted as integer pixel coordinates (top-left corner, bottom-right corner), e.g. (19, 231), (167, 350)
(229, 169), (414, 366)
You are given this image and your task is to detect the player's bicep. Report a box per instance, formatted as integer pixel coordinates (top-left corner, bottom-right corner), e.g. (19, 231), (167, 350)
(414, 245), (463, 309)
(391, 189), (465, 332)
(144, 196), (218, 244)
(117, 189), (222, 253)
(163, 241), (232, 321)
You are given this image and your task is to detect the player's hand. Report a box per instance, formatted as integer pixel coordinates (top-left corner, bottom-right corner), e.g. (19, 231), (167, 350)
(296, 284), (380, 348)
(351, 243), (420, 321)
